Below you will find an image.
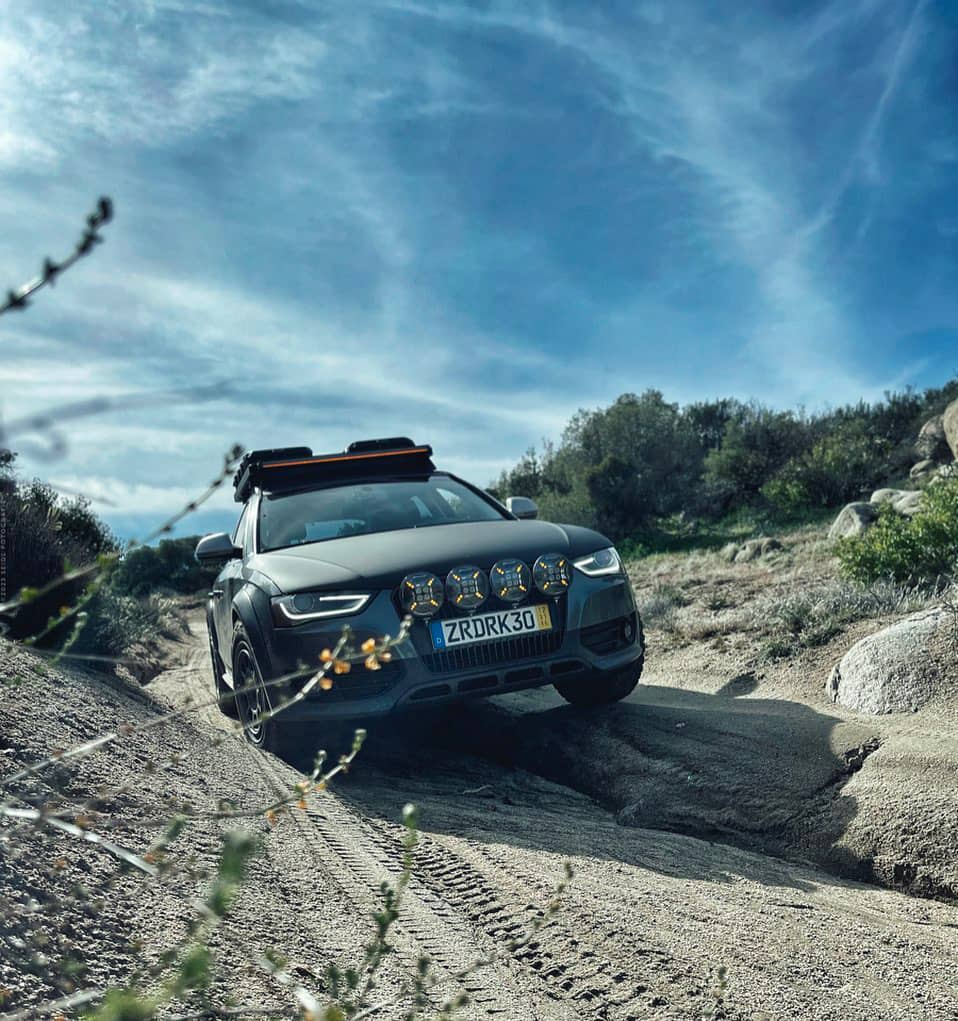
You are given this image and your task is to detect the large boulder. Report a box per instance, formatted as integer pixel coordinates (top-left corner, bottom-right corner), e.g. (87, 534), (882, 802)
(916, 414), (952, 463)
(944, 399), (958, 460)
(828, 502), (878, 539)
(909, 459), (937, 483)
(826, 608), (954, 714)
(890, 490), (923, 516)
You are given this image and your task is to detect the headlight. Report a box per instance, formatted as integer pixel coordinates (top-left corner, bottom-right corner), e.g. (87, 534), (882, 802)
(490, 558), (531, 603)
(272, 592), (372, 625)
(399, 572), (445, 618)
(446, 565), (489, 611)
(533, 553), (572, 596)
(572, 547), (623, 577)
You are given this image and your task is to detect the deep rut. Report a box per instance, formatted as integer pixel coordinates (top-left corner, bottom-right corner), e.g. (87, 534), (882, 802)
(246, 740), (580, 1020)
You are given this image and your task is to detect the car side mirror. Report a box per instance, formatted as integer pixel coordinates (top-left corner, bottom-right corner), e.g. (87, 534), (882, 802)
(195, 532), (241, 563)
(506, 496), (538, 520)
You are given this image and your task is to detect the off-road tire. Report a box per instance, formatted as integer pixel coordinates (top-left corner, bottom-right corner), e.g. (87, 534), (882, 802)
(232, 622), (286, 753)
(554, 660), (643, 707)
(208, 625), (239, 718)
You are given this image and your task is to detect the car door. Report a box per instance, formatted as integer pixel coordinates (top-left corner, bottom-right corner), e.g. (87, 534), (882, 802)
(214, 501), (250, 654)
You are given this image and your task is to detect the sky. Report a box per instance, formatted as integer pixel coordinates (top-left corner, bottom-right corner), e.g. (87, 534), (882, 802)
(1, 0), (956, 540)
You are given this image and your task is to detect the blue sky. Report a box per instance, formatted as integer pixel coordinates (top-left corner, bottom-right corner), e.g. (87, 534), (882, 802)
(0, 0), (956, 540)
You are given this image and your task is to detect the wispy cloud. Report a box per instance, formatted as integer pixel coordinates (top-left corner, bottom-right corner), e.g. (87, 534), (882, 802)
(0, 0), (955, 534)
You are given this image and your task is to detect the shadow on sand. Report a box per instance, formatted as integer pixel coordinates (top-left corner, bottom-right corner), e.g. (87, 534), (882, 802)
(278, 682), (880, 894)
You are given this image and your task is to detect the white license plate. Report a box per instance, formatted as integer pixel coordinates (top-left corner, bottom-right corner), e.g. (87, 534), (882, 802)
(430, 604), (553, 649)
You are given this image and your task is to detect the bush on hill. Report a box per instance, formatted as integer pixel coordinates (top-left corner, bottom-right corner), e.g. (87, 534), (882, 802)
(492, 379), (958, 548)
(111, 537), (218, 598)
(836, 477), (958, 586)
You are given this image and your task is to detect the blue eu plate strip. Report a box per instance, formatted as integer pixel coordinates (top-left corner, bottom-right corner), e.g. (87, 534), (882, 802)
(429, 620), (446, 649)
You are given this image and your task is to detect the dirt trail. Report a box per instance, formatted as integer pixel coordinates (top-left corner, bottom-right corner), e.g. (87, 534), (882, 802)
(142, 615), (958, 1020)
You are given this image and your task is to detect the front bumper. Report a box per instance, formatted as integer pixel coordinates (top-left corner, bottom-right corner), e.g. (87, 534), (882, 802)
(260, 574), (643, 721)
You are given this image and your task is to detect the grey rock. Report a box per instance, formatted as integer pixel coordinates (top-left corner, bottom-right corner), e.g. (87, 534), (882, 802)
(869, 488), (899, 505)
(915, 414), (952, 463)
(718, 542), (740, 563)
(828, 502), (878, 540)
(930, 461), (958, 485)
(733, 537), (784, 563)
(827, 609), (955, 714)
(943, 399), (958, 460)
(909, 459), (937, 482)
(891, 490), (923, 516)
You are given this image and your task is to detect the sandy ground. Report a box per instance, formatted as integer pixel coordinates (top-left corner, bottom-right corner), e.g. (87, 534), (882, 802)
(2, 550), (958, 1019)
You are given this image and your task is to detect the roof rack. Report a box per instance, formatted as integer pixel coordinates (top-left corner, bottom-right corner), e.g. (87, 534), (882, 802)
(232, 439), (435, 502)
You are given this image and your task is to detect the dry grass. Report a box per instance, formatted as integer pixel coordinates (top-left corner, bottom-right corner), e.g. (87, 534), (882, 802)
(626, 521), (941, 666)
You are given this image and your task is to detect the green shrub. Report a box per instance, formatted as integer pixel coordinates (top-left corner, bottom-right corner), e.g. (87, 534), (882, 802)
(836, 478), (958, 585)
(762, 420), (892, 512)
(111, 536), (218, 597)
(703, 405), (808, 504)
(0, 471), (119, 602)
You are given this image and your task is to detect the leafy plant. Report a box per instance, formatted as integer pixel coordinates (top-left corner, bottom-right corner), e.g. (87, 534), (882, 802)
(762, 420), (892, 512)
(836, 478), (958, 586)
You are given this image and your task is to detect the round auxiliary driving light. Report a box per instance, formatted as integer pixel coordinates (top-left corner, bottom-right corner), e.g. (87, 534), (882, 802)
(533, 553), (572, 597)
(490, 558), (531, 604)
(445, 565), (489, 612)
(399, 572), (444, 618)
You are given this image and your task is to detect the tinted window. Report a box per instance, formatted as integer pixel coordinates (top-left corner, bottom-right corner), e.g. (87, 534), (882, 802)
(258, 477), (505, 552)
(232, 503), (250, 547)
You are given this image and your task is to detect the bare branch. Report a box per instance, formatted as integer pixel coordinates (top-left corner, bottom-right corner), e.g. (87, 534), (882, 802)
(1, 198), (113, 317)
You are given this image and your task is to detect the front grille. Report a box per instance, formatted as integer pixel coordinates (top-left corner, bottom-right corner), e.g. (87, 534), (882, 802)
(581, 613), (636, 655)
(304, 661), (403, 701)
(421, 626), (563, 674)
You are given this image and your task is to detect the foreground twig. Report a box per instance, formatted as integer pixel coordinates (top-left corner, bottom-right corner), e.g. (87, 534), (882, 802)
(1, 198), (113, 317)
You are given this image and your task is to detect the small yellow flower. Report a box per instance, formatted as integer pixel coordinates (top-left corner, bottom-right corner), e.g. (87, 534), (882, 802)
(361, 637), (377, 654)
(379, 649), (392, 662)
(319, 649), (333, 663)
(314, 780), (327, 792)
(364, 654), (381, 671)
(296, 797), (307, 810)
(319, 675), (334, 691)
(333, 659), (351, 675)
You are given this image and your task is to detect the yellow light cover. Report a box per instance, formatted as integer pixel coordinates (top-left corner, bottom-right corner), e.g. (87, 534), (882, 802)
(533, 553), (572, 596)
(490, 558), (531, 604)
(399, 572), (444, 617)
(445, 565), (489, 612)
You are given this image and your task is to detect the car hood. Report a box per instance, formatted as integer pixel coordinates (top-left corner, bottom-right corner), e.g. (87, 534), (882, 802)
(251, 520), (610, 593)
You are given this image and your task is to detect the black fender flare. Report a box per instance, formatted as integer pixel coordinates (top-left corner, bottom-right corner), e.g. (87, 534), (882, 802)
(230, 586), (275, 683)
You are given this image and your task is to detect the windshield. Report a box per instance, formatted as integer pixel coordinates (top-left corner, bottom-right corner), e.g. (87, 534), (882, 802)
(258, 476), (506, 552)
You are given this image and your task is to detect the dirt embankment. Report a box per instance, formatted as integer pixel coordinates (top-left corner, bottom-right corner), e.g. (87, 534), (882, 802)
(3, 587), (958, 1021)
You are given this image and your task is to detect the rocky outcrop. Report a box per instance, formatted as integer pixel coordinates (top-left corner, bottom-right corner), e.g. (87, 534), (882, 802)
(718, 537), (783, 563)
(915, 414), (951, 463)
(734, 537), (783, 562)
(826, 608), (954, 714)
(832, 488), (924, 539)
(909, 459), (937, 482)
(943, 399), (958, 460)
(828, 502), (878, 539)
(890, 490), (922, 516)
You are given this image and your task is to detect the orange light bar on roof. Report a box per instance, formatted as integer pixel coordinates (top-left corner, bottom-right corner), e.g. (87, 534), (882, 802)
(262, 446), (433, 470)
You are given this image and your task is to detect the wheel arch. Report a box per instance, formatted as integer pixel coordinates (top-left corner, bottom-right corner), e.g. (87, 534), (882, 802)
(230, 586), (275, 681)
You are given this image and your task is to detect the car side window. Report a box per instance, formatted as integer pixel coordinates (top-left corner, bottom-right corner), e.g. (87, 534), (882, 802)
(232, 503), (250, 550)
